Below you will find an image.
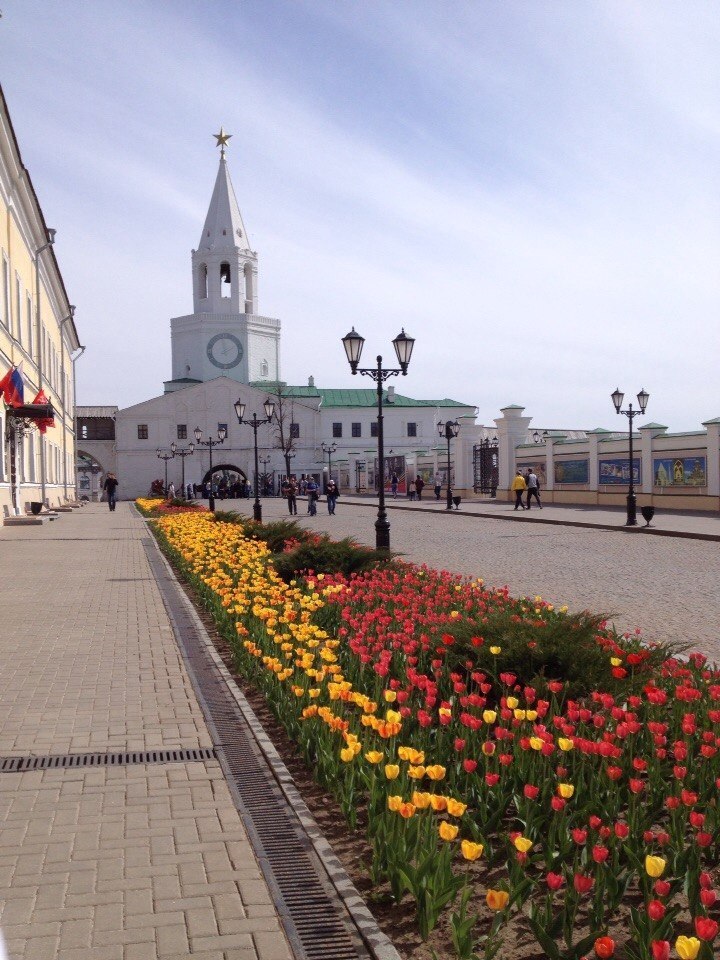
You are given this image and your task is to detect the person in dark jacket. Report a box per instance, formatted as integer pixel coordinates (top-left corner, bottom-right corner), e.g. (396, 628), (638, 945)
(103, 473), (119, 512)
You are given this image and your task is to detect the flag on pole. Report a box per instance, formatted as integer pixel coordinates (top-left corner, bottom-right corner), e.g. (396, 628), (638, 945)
(0, 364), (24, 407)
(31, 389), (55, 433)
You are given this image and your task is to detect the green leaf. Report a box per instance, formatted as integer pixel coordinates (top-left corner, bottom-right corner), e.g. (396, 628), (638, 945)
(527, 917), (562, 960)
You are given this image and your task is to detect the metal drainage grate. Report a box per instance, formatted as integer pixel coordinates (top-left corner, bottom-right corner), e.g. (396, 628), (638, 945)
(0, 746), (217, 773)
(144, 539), (366, 960)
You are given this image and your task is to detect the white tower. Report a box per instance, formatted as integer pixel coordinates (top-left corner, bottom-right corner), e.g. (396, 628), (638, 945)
(166, 129), (281, 392)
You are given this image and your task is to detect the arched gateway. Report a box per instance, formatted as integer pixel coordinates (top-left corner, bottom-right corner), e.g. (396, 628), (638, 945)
(200, 463), (247, 494)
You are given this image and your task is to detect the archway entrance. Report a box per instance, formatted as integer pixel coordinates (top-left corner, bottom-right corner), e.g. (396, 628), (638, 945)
(77, 451), (105, 502)
(200, 463), (248, 500)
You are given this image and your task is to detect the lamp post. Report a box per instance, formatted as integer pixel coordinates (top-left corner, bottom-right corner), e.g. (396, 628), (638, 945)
(611, 387), (649, 527)
(437, 420), (460, 510)
(170, 441), (195, 498)
(341, 327), (415, 551)
(259, 455), (271, 496)
(156, 448), (173, 494)
(321, 442), (337, 488)
(193, 425), (227, 512)
(532, 430), (548, 445)
(34, 227), (56, 505)
(234, 398), (276, 522)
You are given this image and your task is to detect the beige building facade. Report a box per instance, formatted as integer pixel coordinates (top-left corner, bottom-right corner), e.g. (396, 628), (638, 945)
(0, 85), (81, 515)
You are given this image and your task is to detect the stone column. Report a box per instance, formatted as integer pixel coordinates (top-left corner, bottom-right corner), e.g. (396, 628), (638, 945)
(494, 405), (532, 493)
(702, 419), (720, 497)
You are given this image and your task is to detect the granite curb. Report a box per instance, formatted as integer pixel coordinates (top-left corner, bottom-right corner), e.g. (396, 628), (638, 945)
(144, 517), (402, 960)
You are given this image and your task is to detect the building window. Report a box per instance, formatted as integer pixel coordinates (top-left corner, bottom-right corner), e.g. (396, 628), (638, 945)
(407, 422), (417, 437)
(290, 422), (300, 439)
(261, 359), (269, 377)
(81, 424), (88, 440)
(177, 424), (187, 440)
(137, 424), (149, 440)
(332, 422), (342, 438)
(220, 262), (231, 298)
(370, 422), (378, 438)
(352, 422), (361, 438)
(15, 276), (21, 340)
(2, 256), (9, 330)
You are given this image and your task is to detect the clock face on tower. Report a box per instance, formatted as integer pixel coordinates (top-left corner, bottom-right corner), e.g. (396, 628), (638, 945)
(207, 333), (244, 369)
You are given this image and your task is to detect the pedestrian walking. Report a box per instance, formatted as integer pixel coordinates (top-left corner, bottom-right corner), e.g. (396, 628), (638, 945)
(414, 476), (425, 500)
(326, 479), (338, 515)
(526, 470), (542, 510)
(390, 472), (399, 498)
(103, 472), (119, 512)
(167, 481), (176, 500)
(433, 474), (442, 500)
(511, 470), (527, 510)
(186, 482), (193, 500)
(306, 477), (318, 516)
(282, 477), (298, 515)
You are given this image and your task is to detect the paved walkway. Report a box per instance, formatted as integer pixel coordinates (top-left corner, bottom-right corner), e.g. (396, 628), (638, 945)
(0, 505), (292, 960)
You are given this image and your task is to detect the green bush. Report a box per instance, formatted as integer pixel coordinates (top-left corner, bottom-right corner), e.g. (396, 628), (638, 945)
(440, 610), (681, 699)
(272, 536), (390, 582)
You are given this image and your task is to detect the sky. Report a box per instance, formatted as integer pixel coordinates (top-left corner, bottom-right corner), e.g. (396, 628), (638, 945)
(1, 0), (718, 431)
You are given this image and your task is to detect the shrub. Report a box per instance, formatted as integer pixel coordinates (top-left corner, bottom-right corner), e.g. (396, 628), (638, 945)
(272, 535), (390, 582)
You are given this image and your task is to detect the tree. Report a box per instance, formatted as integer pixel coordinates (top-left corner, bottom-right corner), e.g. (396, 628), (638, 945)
(264, 381), (297, 479)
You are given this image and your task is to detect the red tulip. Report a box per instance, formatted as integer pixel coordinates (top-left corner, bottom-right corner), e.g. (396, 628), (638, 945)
(523, 784), (539, 800)
(462, 759), (477, 773)
(647, 900), (665, 921)
(592, 845), (609, 863)
(546, 872), (564, 890)
(594, 935), (615, 958)
(695, 916), (719, 941)
(699, 872), (713, 890)
(651, 941), (670, 960)
(700, 889), (716, 908)
(574, 873), (594, 894)
(654, 880), (671, 897)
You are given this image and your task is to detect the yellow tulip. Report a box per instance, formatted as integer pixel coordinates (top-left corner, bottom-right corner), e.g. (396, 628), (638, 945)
(506, 696), (519, 709)
(460, 840), (484, 861)
(408, 765), (426, 779)
(439, 822), (459, 841)
(425, 765), (447, 781)
(482, 710), (497, 724)
(513, 836), (533, 853)
(411, 791), (432, 809)
(383, 690), (397, 702)
(557, 783), (574, 799)
(513, 709), (527, 721)
(364, 751), (383, 764)
(645, 855), (666, 878)
(384, 764), (400, 780)
(489, 646), (501, 655)
(387, 795), (403, 811)
(558, 738), (574, 752)
(486, 889), (510, 911)
(397, 802), (416, 819)
(675, 936), (701, 960)
(525, 709), (538, 721)
(429, 794), (447, 812)
(446, 798), (467, 817)
(610, 657), (622, 667)
(340, 747), (355, 763)
(385, 709), (402, 724)
(529, 737), (543, 751)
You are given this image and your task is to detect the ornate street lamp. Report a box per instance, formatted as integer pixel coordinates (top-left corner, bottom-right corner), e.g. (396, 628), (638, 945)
(235, 398), (275, 522)
(193, 425), (227, 512)
(156, 448), (173, 495)
(532, 430), (549, 444)
(170, 441), (195, 498)
(611, 387), (649, 526)
(437, 420), (460, 510)
(321, 442), (337, 488)
(341, 326), (415, 550)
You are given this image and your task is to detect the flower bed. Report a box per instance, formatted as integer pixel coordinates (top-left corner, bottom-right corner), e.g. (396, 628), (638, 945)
(145, 508), (720, 960)
(136, 497), (207, 516)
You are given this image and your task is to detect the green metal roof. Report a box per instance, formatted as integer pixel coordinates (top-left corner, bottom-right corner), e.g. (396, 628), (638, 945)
(283, 386), (472, 408)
